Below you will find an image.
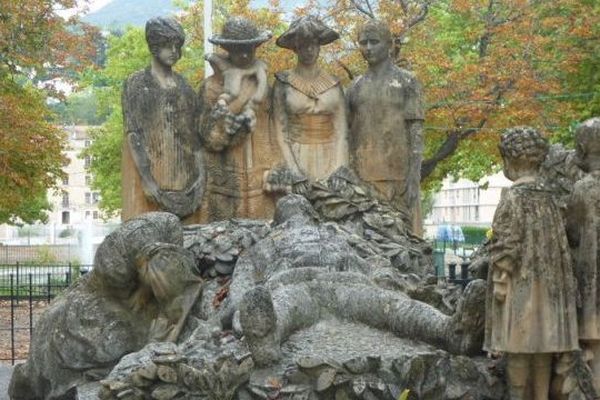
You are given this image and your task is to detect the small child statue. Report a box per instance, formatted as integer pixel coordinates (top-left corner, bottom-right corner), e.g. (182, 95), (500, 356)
(205, 17), (271, 137)
(484, 127), (579, 400)
(566, 117), (600, 393)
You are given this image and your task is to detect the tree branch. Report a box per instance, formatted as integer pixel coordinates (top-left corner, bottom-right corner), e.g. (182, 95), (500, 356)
(350, 0), (375, 19)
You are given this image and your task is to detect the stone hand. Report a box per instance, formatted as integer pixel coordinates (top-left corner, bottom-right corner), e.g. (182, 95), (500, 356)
(492, 270), (508, 302)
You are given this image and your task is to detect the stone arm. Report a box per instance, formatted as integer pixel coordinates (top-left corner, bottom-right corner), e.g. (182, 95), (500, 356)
(332, 84), (349, 170)
(488, 189), (519, 301)
(197, 80), (231, 152)
(565, 185), (584, 248)
(405, 119), (424, 209)
(269, 81), (301, 175)
(126, 131), (163, 205)
(250, 61), (269, 106)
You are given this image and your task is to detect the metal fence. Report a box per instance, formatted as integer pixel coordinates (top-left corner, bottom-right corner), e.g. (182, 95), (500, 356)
(0, 263), (92, 364)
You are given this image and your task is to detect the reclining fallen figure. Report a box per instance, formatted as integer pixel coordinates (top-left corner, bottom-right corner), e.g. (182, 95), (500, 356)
(221, 194), (485, 366)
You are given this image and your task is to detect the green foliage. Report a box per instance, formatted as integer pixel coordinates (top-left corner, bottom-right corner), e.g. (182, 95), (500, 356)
(49, 89), (105, 126)
(461, 226), (488, 245)
(34, 246), (59, 264)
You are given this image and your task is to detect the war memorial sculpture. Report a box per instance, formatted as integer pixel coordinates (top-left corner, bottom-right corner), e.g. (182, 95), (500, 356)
(8, 14), (600, 400)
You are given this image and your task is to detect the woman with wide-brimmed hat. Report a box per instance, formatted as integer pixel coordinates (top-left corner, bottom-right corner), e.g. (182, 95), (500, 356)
(269, 16), (349, 188)
(198, 16), (280, 222)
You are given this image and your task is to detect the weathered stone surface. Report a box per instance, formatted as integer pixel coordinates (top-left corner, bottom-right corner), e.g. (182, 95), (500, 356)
(121, 17), (204, 222)
(198, 16), (279, 222)
(269, 16), (348, 186)
(485, 127), (579, 398)
(347, 20), (424, 234)
(9, 213), (202, 400)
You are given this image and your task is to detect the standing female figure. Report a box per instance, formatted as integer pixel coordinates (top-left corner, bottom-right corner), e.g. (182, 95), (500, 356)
(269, 16), (348, 187)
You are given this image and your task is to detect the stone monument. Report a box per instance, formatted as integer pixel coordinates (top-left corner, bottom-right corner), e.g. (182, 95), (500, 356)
(197, 17), (279, 222)
(347, 20), (424, 234)
(566, 117), (600, 393)
(121, 17), (205, 223)
(269, 16), (348, 189)
(484, 127), (579, 399)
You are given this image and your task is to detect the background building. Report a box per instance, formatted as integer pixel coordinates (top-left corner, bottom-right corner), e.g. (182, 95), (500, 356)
(0, 126), (119, 263)
(423, 172), (511, 238)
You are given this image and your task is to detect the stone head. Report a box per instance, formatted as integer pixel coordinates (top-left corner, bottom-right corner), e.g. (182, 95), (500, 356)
(273, 194), (318, 226)
(575, 117), (600, 172)
(358, 20), (392, 67)
(209, 17), (271, 69)
(499, 126), (549, 182)
(145, 17), (185, 67)
(276, 16), (339, 66)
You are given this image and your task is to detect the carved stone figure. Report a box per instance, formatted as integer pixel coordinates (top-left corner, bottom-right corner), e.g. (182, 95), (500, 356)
(8, 212), (202, 400)
(347, 20), (424, 233)
(484, 127), (579, 400)
(566, 117), (600, 393)
(198, 17), (279, 221)
(121, 17), (205, 223)
(269, 16), (348, 188)
(223, 194), (485, 367)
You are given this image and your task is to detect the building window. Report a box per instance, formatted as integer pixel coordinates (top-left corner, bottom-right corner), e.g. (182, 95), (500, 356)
(85, 211), (91, 219)
(85, 175), (91, 185)
(62, 192), (69, 207)
(84, 155), (91, 168)
(92, 192), (100, 204)
(475, 206), (480, 221)
(93, 211), (99, 220)
(62, 175), (69, 185)
(85, 192), (91, 205)
(62, 211), (70, 224)
(84, 140), (91, 148)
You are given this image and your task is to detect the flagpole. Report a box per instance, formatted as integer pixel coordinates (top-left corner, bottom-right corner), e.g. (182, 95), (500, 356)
(203, 0), (213, 77)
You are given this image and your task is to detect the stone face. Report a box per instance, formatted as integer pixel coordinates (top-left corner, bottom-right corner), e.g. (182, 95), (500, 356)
(269, 16), (348, 187)
(121, 17), (205, 222)
(197, 17), (279, 222)
(8, 213), (202, 400)
(347, 20), (424, 234)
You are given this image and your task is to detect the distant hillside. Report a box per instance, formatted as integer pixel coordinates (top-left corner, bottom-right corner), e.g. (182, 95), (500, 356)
(83, 0), (186, 29)
(83, 0), (309, 29)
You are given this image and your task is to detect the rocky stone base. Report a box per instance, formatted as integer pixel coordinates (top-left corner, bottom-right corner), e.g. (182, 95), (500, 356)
(97, 319), (506, 400)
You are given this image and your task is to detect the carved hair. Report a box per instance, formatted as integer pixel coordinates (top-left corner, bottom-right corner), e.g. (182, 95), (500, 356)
(499, 126), (549, 165)
(145, 16), (185, 54)
(358, 19), (392, 44)
(576, 117), (600, 156)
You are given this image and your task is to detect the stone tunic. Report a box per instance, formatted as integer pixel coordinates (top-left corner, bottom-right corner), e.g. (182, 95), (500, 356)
(197, 68), (279, 222)
(271, 70), (348, 182)
(567, 171), (600, 340)
(121, 68), (202, 223)
(347, 63), (423, 218)
(484, 181), (579, 353)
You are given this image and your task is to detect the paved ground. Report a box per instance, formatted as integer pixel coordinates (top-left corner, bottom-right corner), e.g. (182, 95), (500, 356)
(0, 364), (13, 400)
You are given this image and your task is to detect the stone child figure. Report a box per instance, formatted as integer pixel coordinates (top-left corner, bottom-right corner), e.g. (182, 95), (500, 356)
(205, 52), (268, 136)
(484, 127), (579, 400)
(347, 20), (424, 234)
(566, 117), (600, 393)
(121, 17), (205, 223)
(198, 17), (279, 221)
